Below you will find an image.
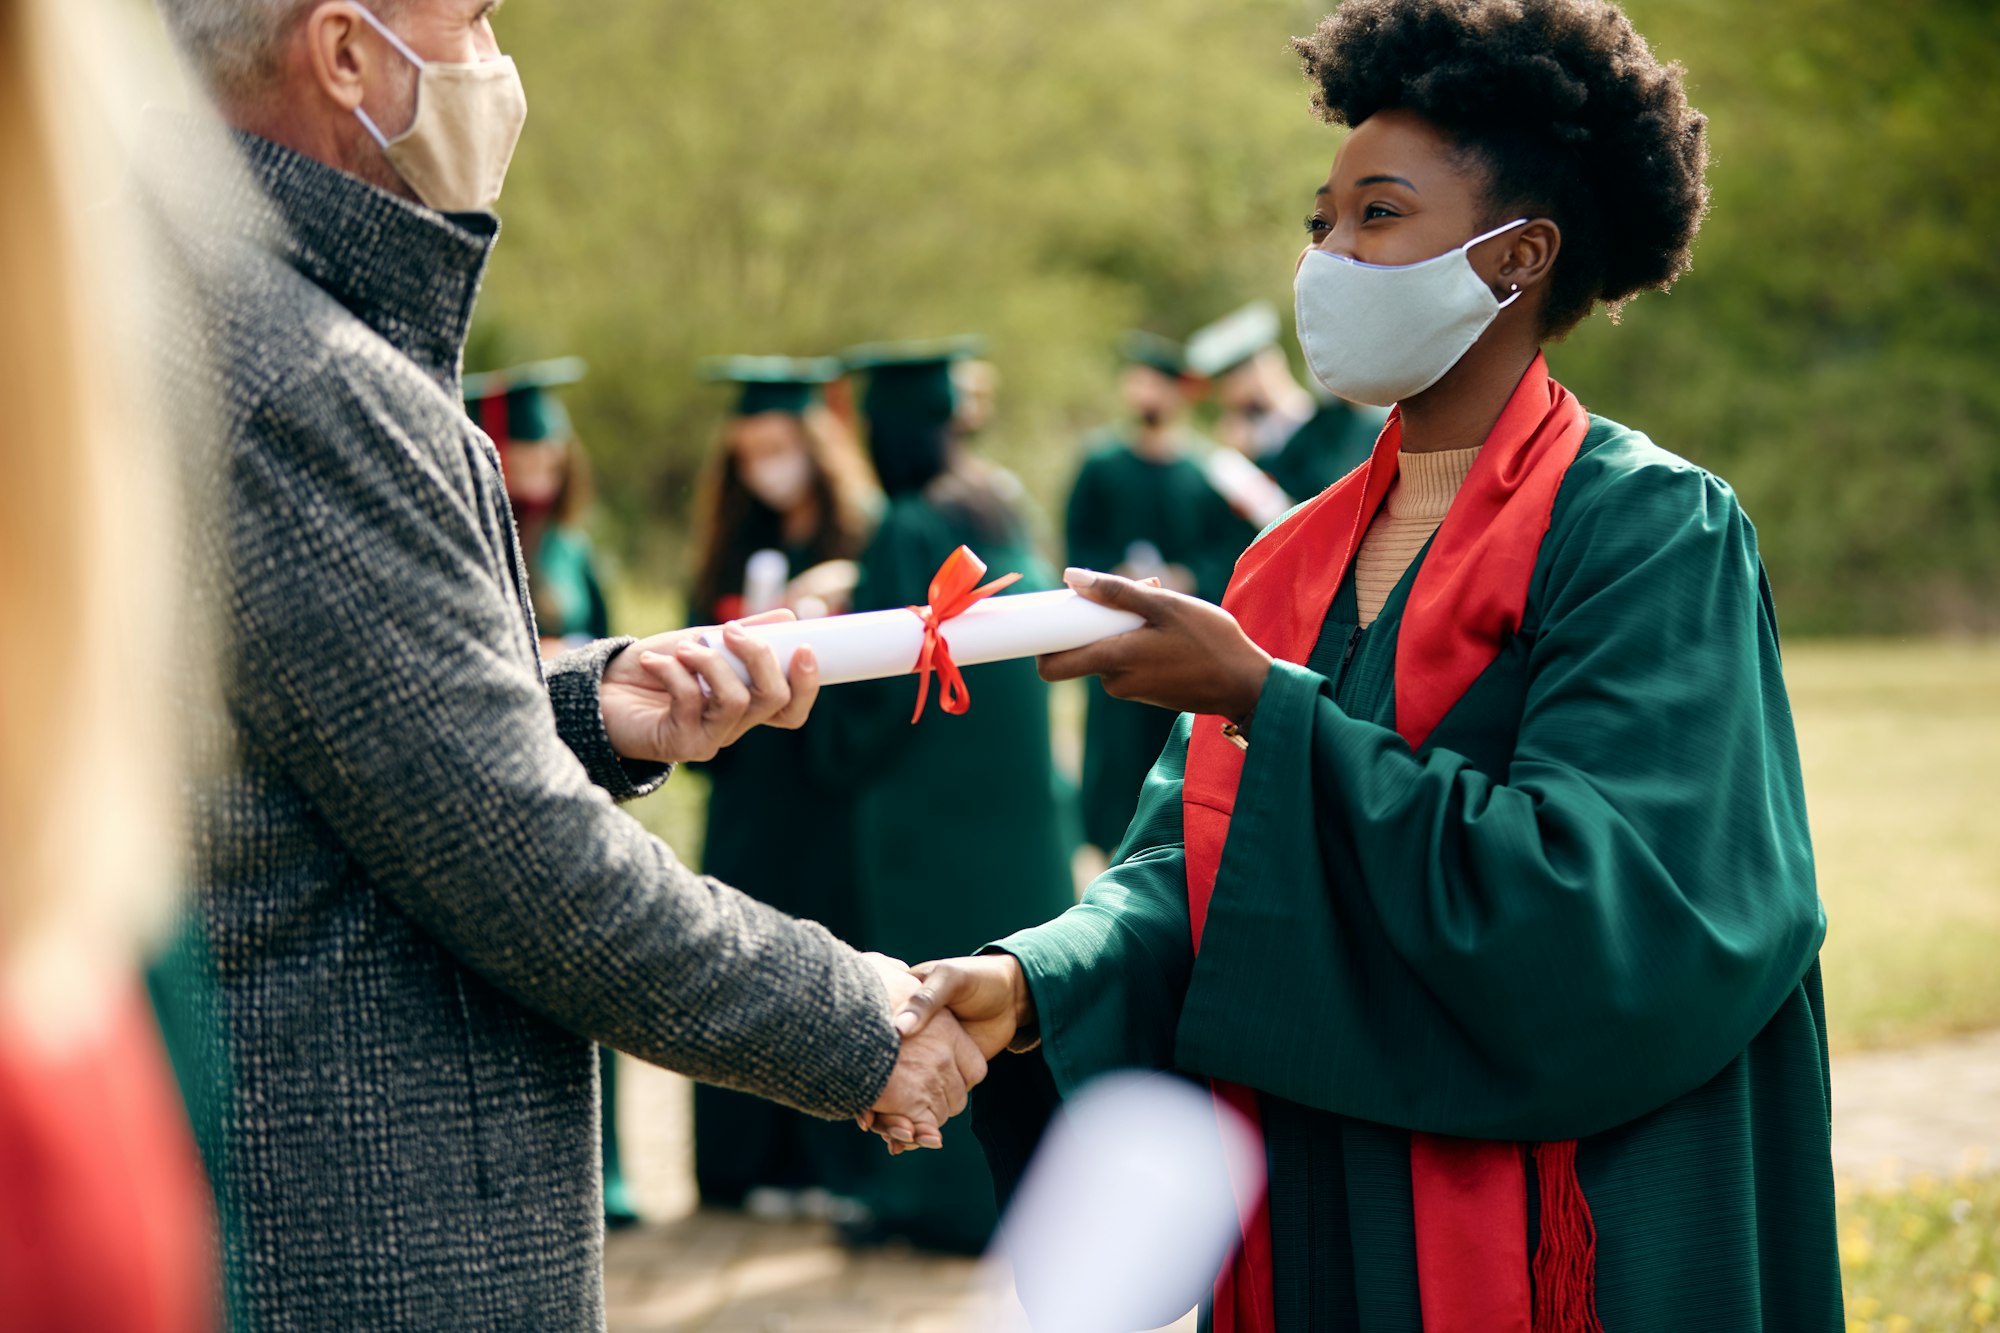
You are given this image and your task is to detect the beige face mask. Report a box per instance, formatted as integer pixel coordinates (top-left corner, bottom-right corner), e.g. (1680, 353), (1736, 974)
(351, 4), (527, 213)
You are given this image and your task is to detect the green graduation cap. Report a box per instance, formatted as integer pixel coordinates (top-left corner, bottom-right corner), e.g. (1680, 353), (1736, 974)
(700, 355), (844, 417)
(1184, 302), (1280, 379)
(462, 356), (587, 443)
(843, 336), (985, 431)
(1120, 330), (1190, 378)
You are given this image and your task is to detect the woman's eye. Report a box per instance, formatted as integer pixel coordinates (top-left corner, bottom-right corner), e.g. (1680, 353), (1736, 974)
(1303, 215), (1331, 238)
(1362, 203), (1399, 221)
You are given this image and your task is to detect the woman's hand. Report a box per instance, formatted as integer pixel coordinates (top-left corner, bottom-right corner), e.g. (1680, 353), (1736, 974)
(893, 955), (1037, 1060)
(1038, 569), (1272, 723)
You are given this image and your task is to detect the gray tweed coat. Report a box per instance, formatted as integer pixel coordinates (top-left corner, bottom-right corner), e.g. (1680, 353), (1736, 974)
(146, 128), (900, 1330)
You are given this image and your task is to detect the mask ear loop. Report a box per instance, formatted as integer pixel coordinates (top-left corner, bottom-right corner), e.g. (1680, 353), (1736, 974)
(348, 4), (425, 150)
(349, 2), (427, 67)
(1466, 219), (1532, 308)
(1463, 217), (1532, 250)
(354, 107), (391, 149)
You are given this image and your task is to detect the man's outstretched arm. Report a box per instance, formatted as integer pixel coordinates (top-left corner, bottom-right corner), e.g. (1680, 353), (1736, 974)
(223, 370), (895, 1118)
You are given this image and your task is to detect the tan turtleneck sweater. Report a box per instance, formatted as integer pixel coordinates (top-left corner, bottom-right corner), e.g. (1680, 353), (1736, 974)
(1354, 445), (1482, 627)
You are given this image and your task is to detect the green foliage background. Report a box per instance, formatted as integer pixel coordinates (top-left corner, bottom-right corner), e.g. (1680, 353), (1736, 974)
(474, 0), (1999, 633)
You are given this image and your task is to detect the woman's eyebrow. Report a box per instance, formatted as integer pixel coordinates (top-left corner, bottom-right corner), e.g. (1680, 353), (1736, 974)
(1354, 174), (1418, 190)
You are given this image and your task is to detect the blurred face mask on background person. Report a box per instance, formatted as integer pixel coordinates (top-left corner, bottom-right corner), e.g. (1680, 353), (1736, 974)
(740, 449), (815, 513)
(1294, 217), (1528, 407)
(350, 3), (527, 213)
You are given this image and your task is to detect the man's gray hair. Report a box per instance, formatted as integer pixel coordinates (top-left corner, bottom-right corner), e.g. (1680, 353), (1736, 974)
(155, 0), (405, 101)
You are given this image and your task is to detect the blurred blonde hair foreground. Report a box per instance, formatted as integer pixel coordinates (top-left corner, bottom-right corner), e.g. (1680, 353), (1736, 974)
(0, 0), (188, 1040)
(1, 2), (219, 1327)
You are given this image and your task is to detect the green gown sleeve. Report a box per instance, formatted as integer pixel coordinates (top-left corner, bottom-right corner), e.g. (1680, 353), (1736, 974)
(991, 715), (1198, 1093)
(1178, 460), (1826, 1142)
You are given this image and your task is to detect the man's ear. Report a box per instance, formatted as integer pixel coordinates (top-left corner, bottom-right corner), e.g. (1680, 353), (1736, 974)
(302, 2), (372, 112)
(1493, 218), (1561, 298)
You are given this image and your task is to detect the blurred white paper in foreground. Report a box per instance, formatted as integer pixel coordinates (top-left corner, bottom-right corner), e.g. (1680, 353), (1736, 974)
(976, 1072), (1265, 1333)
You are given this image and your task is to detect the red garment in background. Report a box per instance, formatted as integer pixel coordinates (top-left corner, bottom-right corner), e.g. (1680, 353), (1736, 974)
(0, 988), (215, 1333)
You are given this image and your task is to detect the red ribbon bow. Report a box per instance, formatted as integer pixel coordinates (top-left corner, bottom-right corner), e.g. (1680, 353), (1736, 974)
(908, 546), (1022, 723)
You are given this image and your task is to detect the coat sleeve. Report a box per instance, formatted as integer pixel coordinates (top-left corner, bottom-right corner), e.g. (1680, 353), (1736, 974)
(1176, 459), (1825, 1140)
(544, 637), (672, 800)
(222, 367), (899, 1119)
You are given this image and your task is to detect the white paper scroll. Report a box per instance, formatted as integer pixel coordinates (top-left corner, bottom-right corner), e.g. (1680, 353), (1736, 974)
(702, 587), (1145, 687)
(1202, 447), (1295, 529)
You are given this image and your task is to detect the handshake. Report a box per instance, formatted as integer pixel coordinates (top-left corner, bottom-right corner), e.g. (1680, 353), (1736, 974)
(858, 952), (1039, 1153)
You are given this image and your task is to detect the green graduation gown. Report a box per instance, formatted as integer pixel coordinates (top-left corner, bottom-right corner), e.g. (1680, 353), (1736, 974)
(690, 544), (875, 1208)
(1262, 398), (1390, 503)
(1065, 430), (1258, 851)
(818, 486), (1079, 1253)
(976, 417), (1842, 1329)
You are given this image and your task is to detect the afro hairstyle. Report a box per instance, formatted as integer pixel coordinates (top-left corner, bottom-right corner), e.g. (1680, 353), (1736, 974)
(1295, 0), (1709, 337)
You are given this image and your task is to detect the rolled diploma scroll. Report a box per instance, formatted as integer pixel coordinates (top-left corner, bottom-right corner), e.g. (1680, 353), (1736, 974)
(702, 587), (1145, 688)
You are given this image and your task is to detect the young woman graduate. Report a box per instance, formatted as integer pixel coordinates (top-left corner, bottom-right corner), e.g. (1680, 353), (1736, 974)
(1066, 333), (1256, 853)
(891, 2), (1842, 1327)
(684, 356), (883, 1215)
(818, 339), (1079, 1254)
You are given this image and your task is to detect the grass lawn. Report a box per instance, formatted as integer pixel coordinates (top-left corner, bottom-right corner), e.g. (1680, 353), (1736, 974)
(1785, 640), (2000, 1052)
(1841, 1170), (2000, 1331)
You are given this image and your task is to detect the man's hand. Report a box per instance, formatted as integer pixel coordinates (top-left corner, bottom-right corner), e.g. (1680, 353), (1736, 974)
(858, 953), (986, 1153)
(863, 954), (1032, 1152)
(1038, 569), (1272, 722)
(868, 1008), (987, 1154)
(597, 612), (820, 764)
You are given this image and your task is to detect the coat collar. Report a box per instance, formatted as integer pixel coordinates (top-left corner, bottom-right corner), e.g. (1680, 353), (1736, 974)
(229, 130), (499, 391)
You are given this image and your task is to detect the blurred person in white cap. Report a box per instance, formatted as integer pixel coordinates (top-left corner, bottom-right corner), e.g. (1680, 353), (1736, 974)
(1189, 299), (1388, 504)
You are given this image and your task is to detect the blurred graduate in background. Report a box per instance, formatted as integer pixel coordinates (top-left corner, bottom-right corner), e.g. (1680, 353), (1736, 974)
(463, 359), (633, 1226)
(1191, 300), (1388, 505)
(464, 359), (611, 652)
(684, 356), (882, 1218)
(815, 339), (1076, 1253)
(1065, 332), (1255, 854)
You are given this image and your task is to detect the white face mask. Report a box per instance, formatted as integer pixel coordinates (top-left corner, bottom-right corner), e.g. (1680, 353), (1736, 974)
(351, 4), (527, 213)
(740, 451), (815, 513)
(1293, 218), (1529, 407)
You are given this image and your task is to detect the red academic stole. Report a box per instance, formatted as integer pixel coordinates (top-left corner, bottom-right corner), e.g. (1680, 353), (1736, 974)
(1183, 354), (1600, 1333)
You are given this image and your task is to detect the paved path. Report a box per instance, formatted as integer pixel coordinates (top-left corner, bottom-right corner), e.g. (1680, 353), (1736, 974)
(607, 1030), (2000, 1331)
(1829, 1028), (2000, 1186)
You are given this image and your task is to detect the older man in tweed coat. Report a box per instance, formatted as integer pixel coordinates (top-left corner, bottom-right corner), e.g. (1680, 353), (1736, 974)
(145, 0), (986, 1326)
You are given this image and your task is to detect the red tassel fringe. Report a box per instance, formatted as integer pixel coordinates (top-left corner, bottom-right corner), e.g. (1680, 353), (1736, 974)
(1532, 1140), (1605, 1333)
